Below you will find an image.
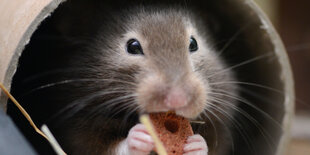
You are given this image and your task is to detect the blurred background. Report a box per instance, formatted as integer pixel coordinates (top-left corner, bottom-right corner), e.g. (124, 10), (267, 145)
(254, 0), (310, 155)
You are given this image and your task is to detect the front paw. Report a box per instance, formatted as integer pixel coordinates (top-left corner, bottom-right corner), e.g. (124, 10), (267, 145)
(127, 124), (154, 155)
(183, 134), (208, 155)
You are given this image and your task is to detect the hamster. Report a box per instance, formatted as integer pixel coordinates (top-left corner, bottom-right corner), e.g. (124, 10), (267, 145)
(8, 2), (238, 155)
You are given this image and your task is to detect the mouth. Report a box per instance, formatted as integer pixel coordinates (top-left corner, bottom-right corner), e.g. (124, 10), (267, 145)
(178, 107), (207, 119)
(145, 111), (205, 126)
(141, 100), (205, 119)
(144, 107), (202, 119)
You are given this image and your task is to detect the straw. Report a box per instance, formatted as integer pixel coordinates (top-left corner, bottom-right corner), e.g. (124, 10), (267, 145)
(140, 114), (168, 155)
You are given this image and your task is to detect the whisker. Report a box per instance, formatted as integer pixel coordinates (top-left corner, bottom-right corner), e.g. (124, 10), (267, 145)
(23, 67), (137, 84)
(107, 100), (138, 132)
(238, 87), (282, 109)
(202, 104), (235, 154)
(209, 80), (283, 94)
(208, 96), (276, 150)
(99, 94), (137, 110)
(123, 104), (140, 124)
(119, 102), (140, 129)
(22, 68), (88, 83)
(208, 90), (282, 129)
(48, 89), (133, 123)
(199, 110), (219, 149)
(207, 103), (255, 154)
(89, 94), (137, 119)
(207, 53), (273, 79)
(216, 21), (252, 57)
(210, 80), (310, 108)
(108, 101), (135, 119)
(21, 78), (137, 97)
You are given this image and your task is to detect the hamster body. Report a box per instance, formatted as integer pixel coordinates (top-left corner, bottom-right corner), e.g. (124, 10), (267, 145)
(8, 2), (238, 155)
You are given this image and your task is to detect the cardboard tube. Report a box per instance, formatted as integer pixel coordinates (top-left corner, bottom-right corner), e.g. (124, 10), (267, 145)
(0, 0), (294, 154)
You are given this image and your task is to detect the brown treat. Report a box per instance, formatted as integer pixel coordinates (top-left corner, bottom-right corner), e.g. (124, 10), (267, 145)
(149, 112), (194, 155)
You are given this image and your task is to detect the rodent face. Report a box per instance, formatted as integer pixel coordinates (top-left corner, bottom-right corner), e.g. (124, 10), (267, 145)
(98, 10), (237, 120)
(108, 11), (220, 119)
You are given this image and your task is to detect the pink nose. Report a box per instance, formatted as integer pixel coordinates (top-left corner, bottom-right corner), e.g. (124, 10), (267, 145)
(164, 88), (188, 109)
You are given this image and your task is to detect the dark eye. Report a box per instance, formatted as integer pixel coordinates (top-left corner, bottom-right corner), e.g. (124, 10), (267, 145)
(126, 39), (144, 55)
(189, 37), (198, 52)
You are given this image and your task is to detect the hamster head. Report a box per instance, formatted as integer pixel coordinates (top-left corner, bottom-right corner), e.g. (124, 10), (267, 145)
(98, 9), (236, 119)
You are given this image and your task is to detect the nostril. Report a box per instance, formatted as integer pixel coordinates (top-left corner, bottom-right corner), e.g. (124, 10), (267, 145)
(164, 88), (188, 109)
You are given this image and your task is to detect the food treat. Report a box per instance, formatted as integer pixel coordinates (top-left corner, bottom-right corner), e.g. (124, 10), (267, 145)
(149, 112), (194, 155)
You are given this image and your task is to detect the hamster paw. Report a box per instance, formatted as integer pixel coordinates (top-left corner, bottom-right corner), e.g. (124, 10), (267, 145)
(127, 124), (154, 155)
(183, 134), (208, 155)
